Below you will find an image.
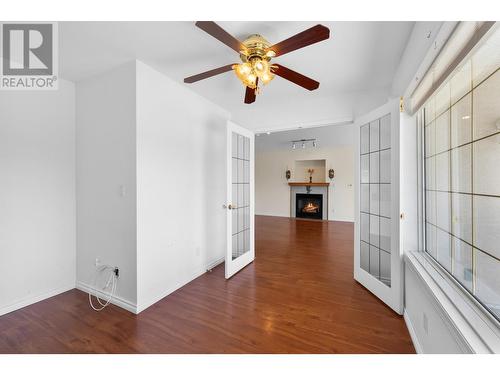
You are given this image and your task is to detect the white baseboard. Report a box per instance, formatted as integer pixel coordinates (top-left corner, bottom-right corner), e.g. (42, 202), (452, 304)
(329, 217), (355, 223)
(0, 283), (75, 317)
(76, 281), (138, 314)
(136, 272), (204, 314)
(136, 258), (224, 314)
(206, 256), (225, 271)
(254, 213), (288, 218)
(1, 258), (223, 317)
(404, 309), (423, 354)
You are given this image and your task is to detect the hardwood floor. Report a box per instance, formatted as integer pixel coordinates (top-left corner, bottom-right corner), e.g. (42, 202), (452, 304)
(0, 216), (414, 353)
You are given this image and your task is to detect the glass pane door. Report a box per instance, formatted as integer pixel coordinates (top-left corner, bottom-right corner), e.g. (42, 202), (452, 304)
(226, 121), (254, 279)
(354, 98), (402, 314)
(360, 114), (392, 286)
(231, 132), (251, 260)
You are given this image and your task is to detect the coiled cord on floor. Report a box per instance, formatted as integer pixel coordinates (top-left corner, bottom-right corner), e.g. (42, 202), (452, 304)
(88, 265), (118, 311)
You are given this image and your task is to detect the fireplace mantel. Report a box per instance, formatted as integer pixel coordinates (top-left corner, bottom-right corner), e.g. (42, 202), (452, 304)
(288, 182), (330, 187)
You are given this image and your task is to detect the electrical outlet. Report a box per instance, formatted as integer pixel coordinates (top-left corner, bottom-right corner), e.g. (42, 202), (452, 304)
(423, 312), (429, 335)
(95, 258), (100, 267)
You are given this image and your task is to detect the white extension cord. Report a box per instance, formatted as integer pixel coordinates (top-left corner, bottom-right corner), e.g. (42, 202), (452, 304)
(88, 264), (118, 311)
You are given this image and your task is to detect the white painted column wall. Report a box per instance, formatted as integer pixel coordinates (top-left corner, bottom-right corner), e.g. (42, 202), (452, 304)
(0, 80), (76, 315)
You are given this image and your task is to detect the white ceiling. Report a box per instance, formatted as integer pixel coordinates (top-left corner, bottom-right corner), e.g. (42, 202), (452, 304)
(59, 21), (433, 131)
(256, 123), (354, 152)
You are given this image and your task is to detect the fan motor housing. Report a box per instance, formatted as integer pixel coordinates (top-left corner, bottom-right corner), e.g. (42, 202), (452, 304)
(240, 34), (272, 63)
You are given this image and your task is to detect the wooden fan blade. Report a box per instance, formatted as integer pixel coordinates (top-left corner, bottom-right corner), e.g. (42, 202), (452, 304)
(184, 64), (234, 83)
(272, 64), (319, 90)
(244, 80), (257, 104)
(195, 21), (244, 53)
(267, 24), (330, 57)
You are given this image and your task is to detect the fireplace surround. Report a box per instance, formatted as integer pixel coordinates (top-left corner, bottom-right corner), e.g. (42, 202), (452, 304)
(288, 182), (329, 220)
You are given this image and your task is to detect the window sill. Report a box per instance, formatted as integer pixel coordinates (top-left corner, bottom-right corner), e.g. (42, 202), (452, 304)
(404, 251), (500, 353)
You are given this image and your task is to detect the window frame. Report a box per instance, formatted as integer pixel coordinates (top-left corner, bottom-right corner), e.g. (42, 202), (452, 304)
(417, 79), (500, 331)
(403, 21), (500, 352)
(414, 101), (500, 353)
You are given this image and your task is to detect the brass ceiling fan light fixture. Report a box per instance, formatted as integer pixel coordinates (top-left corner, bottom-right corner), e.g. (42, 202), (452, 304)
(233, 34), (275, 91)
(184, 22), (330, 104)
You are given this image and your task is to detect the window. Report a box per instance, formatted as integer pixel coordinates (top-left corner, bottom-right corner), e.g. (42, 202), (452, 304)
(422, 26), (500, 322)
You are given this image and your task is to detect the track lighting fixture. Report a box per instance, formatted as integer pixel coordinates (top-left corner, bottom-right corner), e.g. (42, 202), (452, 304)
(290, 138), (317, 150)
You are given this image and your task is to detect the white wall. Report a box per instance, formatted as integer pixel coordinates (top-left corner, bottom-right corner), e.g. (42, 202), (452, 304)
(255, 125), (355, 222)
(135, 61), (229, 312)
(0, 80), (76, 315)
(75, 62), (138, 311)
(74, 60), (230, 314)
(404, 261), (471, 353)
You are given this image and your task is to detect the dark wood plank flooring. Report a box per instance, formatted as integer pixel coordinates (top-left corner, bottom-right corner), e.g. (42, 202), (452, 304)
(0, 216), (414, 353)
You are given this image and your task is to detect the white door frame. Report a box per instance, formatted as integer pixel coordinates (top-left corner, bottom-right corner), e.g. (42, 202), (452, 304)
(354, 98), (403, 314)
(225, 120), (255, 279)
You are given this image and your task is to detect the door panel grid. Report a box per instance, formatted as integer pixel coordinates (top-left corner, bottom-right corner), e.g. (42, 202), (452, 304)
(360, 114), (392, 286)
(231, 132), (251, 259)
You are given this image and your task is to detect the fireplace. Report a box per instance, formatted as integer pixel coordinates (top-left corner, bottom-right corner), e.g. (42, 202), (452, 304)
(296, 193), (323, 220)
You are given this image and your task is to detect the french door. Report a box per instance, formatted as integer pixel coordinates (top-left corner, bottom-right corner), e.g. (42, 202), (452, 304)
(225, 121), (255, 279)
(354, 98), (403, 313)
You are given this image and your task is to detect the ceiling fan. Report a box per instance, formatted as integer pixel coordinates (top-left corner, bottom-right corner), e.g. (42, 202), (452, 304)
(184, 22), (330, 104)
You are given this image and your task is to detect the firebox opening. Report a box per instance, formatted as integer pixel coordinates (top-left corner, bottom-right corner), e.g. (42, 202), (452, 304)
(296, 193), (323, 220)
